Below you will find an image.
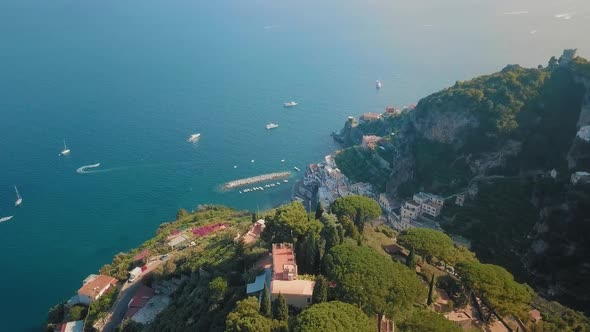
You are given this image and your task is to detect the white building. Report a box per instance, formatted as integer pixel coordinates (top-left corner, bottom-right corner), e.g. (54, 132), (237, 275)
(402, 192), (445, 219)
(571, 171), (590, 185)
(379, 193), (394, 214)
(401, 200), (420, 220)
(421, 200), (442, 218)
(75, 274), (117, 305)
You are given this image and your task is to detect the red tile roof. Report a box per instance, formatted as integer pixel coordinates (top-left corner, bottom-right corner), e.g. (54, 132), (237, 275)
(192, 223), (228, 237)
(272, 243), (297, 280)
(128, 285), (155, 308)
(133, 249), (149, 261)
(78, 275), (117, 298)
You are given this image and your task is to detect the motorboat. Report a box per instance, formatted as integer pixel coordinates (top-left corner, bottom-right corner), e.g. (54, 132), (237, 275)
(187, 133), (201, 143)
(60, 139), (71, 156)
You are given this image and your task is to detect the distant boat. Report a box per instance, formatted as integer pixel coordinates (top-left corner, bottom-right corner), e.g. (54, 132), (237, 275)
(376, 80), (383, 89)
(234, 165), (238, 169)
(251, 159), (255, 163)
(281, 159), (285, 163)
(266, 123), (279, 130)
(60, 139), (71, 156)
(283, 101), (298, 107)
(14, 186), (22, 207)
(187, 133), (201, 143)
(0, 216), (13, 223)
(293, 167), (300, 172)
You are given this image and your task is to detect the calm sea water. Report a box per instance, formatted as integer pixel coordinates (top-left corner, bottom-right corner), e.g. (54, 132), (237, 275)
(0, 0), (588, 330)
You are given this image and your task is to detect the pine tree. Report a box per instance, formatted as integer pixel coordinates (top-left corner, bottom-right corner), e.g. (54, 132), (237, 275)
(427, 274), (435, 306)
(251, 212), (257, 223)
(273, 293), (289, 321)
(312, 276), (328, 304)
(315, 202), (324, 220)
(260, 284), (271, 317)
(406, 248), (417, 269)
(176, 208), (188, 221)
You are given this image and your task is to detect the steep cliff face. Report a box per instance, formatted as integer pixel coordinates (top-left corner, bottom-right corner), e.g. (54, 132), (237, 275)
(334, 50), (590, 312)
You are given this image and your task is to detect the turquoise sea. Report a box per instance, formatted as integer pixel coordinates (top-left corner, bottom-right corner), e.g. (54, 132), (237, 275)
(0, 0), (589, 330)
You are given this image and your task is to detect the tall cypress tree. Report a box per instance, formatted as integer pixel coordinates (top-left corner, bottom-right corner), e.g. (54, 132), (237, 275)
(251, 212), (257, 223)
(406, 248), (417, 269)
(312, 275), (328, 304)
(260, 283), (271, 317)
(273, 293), (289, 321)
(315, 202), (324, 220)
(427, 274), (435, 306)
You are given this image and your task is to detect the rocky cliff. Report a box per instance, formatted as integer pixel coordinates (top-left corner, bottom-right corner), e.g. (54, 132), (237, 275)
(334, 50), (590, 313)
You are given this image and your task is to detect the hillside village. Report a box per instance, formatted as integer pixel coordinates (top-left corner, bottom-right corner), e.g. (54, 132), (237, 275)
(45, 51), (590, 332)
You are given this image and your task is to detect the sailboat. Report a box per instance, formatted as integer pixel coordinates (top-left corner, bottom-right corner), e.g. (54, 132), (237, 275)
(60, 139), (71, 156)
(14, 186), (22, 207)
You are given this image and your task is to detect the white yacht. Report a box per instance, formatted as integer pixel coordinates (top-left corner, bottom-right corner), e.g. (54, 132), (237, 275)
(14, 186), (22, 207)
(280, 159), (285, 163)
(266, 123), (279, 130)
(376, 80), (383, 89)
(293, 166), (300, 172)
(0, 216), (13, 223)
(251, 159), (255, 163)
(187, 133), (201, 143)
(60, 139), (71, 156)
(283, 101), (298, 107)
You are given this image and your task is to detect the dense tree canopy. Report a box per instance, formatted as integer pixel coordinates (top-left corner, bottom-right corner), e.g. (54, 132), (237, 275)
(330, 195), (381, 233)
(264, 201), (311, 242)
(323, 243), (425, 318)
(398, 310), (462, 332)
(398, 228), (455, 263)
(225, 297), (272, 332)
(293, 301), (376, 332)
(456, 261), (531, 319)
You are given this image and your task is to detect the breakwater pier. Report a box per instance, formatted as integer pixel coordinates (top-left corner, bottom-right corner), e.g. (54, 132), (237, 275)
(223, 172), (291, 189)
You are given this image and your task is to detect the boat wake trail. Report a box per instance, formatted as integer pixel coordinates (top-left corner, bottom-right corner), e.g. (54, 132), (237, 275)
(76, 163), (105, 174)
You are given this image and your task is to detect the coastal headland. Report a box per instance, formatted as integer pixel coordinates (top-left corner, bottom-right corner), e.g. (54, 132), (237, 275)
(223, 171), (291, 189)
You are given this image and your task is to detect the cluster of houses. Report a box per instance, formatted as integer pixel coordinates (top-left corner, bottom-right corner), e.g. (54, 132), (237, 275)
(247, 243), (315, 309)
(303, 154), (376, 209)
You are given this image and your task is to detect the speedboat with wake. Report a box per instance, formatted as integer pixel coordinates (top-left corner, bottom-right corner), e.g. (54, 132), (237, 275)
(0, 216), (13, 223)
(76, 163), (101, 174)
(59, 139), (71, 156)
(266, 123), (279, 130)
(14, 186), (22, 206)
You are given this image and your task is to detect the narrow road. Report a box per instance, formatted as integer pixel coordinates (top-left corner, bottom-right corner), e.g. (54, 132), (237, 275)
(101, 254), (171, 332)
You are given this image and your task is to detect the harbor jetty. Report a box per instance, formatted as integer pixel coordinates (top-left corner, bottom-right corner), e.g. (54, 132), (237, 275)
(224, 172), (291, 189)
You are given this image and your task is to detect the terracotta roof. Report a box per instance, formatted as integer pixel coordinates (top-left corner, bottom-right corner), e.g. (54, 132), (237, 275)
(270, 279), (315, 296)
(128, 285), (155, 308)
(78, 275), (117, 298)
(133, 249), (149, 261)
(272, 243), (297, 280)
(361, 112), (381, 120)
